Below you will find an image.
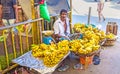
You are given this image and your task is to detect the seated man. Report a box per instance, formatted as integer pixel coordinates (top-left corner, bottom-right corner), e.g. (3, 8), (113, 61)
(53, 9), (70, 42)
(53, 9), (70, 71)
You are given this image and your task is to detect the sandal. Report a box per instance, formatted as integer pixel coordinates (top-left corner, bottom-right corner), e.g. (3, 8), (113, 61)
(57, 65), (69, 72)
(73, 63), (83, 70)
(93, 55), (101, 65)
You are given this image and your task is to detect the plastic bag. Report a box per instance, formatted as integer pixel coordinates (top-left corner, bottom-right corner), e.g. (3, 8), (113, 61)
(39, 2), (50, 22)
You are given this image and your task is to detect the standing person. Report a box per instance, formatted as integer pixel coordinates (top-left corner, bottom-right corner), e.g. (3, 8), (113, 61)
(0, 0), (19, 49)
(53, 9), (70, 71)
(97, 0), (105, 22)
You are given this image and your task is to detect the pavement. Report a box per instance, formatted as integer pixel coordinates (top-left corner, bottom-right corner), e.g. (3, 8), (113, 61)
(53, 41), (120, 74)
(53, 0), (120, 74)
(72, 0), (120, 41)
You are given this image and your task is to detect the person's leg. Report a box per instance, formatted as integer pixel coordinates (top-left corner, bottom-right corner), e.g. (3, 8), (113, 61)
(98, 11), (102, 22)
(101, 13), (105, 21)
(101, 4), (105, 21)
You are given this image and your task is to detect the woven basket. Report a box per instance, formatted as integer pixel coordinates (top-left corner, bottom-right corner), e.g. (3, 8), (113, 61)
(73, 48), (101, 57)
(103, 38), (116, 46)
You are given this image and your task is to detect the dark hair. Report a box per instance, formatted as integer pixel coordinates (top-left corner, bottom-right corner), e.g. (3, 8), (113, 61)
(60, 9), (67, 15)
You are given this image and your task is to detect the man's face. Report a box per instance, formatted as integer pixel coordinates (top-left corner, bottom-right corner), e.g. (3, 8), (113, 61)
(60, 12), (67, 21)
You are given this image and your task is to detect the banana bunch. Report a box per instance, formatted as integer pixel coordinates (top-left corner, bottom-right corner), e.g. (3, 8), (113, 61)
(43, 30), (54, 36)
(73, 23), (85, 33)
(106, 33), (115, 39)
(43, 41), (69, 67)
(31, 44), (45, 58)
(31, 40), (69, 67)
(70, 39), (100, 55)
(73, 24), (107, 42)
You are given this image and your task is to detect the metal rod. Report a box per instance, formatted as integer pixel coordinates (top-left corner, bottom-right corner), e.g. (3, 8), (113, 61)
(70, 0), (72, 33)
(11, 29), (16, 58)
(18, 31), (23, 54)
(26, 26), (29, 51)
(3, 31), (9, 67)
(87, 7), (92, 25)
(0, 18), (43, 30)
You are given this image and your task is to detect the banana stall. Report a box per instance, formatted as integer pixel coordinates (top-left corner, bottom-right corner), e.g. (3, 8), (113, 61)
(12, 0), (117, 74)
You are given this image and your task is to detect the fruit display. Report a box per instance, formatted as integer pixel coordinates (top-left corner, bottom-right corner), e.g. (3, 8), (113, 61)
(103, 33), (116, 46)
(31, 23), (116, 67)
(71, 23), (107, 55)
(69, 39), (100, 55)
(31, 40), (69, 67)
(42, 30), (54, 36)
(106, 33), (115, 39)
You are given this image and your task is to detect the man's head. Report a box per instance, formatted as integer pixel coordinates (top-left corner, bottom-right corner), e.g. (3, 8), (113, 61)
(60, 9), (67, 21)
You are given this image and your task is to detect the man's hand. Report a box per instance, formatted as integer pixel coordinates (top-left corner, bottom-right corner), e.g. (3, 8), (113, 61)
(63, 36), (70, 40)
(15, 19), (19, 23)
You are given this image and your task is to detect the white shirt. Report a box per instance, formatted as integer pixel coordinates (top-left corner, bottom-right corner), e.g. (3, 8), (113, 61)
(53, 18), (70, 36)
(100, 0), (105, 3)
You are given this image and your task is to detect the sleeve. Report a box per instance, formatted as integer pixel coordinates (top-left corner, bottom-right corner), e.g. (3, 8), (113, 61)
(12, 0), (17, 5)
(53, 21), (59, 34)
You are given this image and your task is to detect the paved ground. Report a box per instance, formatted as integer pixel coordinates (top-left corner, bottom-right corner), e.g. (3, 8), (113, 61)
(53, 0), (120, 74)
(53, 41), (120, 74)
(72, 0), (120, 41)
(72, 0), (120, 19)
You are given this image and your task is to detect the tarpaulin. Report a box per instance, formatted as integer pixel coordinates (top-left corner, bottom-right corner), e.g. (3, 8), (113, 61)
(46, 0), (70, 16)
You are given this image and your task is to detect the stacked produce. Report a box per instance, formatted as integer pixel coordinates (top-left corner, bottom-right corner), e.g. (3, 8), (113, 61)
(71, 23), (107, 55)
(31, 23), (116, 67)
(106, 33), (115, 39)
(69, 39), (100, 55)
(104, 33), (116, 46)
(31, 40), (69, 67)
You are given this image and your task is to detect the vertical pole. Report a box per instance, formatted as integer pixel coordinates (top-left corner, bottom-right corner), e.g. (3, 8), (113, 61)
(3, 31), (9, 68)
(70, 0), (72, 33)
(31, 0), (38, 44)
(37, 4), (42, 43)
(87, 7), (91, 25)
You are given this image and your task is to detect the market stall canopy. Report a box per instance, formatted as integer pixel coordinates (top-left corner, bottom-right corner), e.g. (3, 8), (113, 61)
(46, 0), (70, 16)
(18, 0), (70, 19)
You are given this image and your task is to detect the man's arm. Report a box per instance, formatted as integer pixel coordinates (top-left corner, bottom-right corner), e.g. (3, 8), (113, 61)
(14, 5), (19, 22)
(13, 0), (19, 23)
(0, 5), (2, 21)
(53, 22), (61, 38)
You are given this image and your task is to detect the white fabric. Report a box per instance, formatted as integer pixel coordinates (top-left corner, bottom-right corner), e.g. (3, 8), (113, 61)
(2, 19), (15, 26)
(2, 19), (16, 32)
(100, 0), (105, 3)
(53, 18), (70, 36)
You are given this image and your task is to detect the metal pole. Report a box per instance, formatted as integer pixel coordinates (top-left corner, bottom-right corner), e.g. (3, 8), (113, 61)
(70, 0), (72, 33)
(87, 7), (91, 25)
(31, 0), (38, 44)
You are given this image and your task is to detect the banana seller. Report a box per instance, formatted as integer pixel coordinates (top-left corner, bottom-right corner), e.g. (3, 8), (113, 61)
(53, 9), (70, 42)
(53, 9), (70, 71)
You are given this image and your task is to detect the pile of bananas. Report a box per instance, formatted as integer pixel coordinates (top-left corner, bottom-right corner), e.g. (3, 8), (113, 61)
(31, 43), (48, 58)
(31, 40), (69, 67)
(73, 23), (106, 42)
(70, 39), (100, 55)
(106, 33), (115, 39)
(70, 23), (106, 55)
(42, 30), (54, 36)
